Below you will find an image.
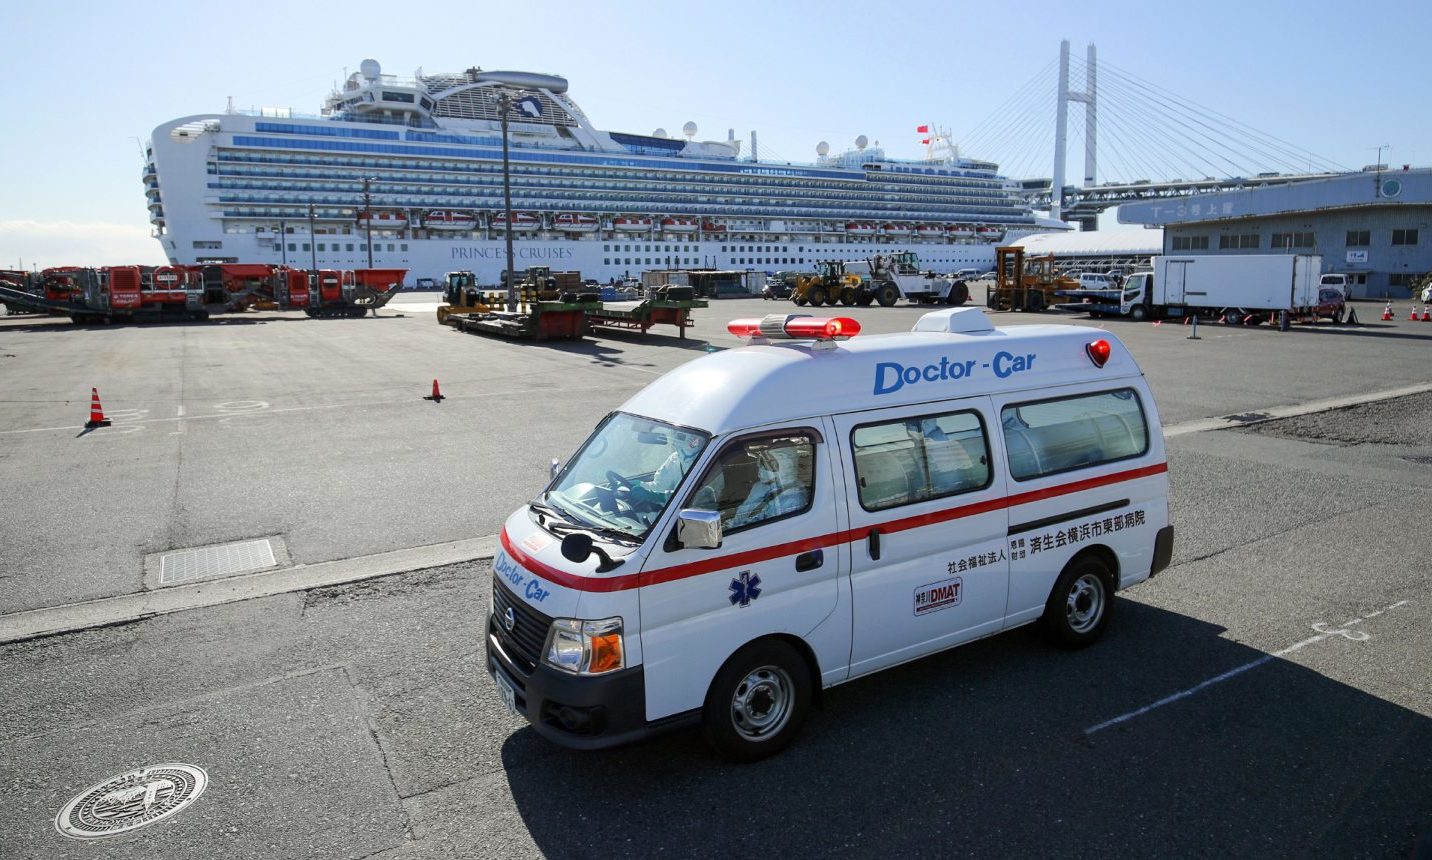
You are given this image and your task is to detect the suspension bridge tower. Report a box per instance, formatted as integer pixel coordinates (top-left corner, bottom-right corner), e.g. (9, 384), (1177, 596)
(1051, 39), (1098, 231)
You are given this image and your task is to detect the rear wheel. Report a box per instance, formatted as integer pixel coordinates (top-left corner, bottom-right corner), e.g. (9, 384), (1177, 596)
(839, 287), (857, 306)
(1026, 291), (1045, 312)
(856, 293), (874, 307)
(946, 281), (970, 306)
(703, 639), (812, 762)
(807, 285), (828, 306)
(1042, 556), (1114, 648)
(875, 283), (899, 307)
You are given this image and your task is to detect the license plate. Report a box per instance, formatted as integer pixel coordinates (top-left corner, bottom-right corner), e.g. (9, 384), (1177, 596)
(494, 672), (517, 715)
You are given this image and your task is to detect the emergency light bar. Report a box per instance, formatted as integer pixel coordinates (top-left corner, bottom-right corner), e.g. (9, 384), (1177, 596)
(728, 314), (861, 341)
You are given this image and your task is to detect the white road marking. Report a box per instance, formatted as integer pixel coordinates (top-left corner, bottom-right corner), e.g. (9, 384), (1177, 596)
(1084, 599), (1409, 735)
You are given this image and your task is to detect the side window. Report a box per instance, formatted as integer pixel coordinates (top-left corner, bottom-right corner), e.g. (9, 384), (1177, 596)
(686, 432), (816, 533)
(1001, 389), (1149, 481)
(851, 410), (990, 511)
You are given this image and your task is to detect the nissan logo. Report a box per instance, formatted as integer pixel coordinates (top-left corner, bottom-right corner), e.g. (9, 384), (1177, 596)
(503, 607), (516, 632)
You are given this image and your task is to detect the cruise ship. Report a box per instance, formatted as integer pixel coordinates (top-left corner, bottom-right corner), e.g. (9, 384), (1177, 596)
(144, 59), (1056, 285)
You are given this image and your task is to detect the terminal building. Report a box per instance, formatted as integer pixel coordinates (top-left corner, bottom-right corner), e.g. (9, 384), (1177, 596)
(1118, 167), (1432, 299)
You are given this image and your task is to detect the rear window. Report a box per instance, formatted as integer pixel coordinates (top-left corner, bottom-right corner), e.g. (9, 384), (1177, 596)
(1001, 389), (1149, 481)
(851, 410), (991, 511)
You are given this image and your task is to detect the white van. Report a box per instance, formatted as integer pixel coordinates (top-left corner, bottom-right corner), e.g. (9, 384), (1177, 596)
(487, 308), (1173, 760)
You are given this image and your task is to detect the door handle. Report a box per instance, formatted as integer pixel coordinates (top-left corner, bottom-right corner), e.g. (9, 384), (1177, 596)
(868, 529), (882, 561)
(795, 549), (823, 572)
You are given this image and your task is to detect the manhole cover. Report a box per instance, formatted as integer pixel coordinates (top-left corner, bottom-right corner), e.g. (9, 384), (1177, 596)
(55, 763), (207, 839)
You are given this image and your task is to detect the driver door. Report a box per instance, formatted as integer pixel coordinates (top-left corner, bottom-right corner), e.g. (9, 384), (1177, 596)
(635, 424), (848, 722)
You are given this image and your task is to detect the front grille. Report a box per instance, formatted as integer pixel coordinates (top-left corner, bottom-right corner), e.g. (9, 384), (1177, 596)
(492, 580), (552, 674)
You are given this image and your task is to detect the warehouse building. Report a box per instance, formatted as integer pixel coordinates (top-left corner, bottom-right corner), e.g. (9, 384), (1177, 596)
(1118, 167), (1432, 299)
(1008, 228), (1162, 275)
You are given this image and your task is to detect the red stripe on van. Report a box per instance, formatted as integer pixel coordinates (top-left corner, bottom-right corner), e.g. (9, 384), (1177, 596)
(502, 462), (1167, 594)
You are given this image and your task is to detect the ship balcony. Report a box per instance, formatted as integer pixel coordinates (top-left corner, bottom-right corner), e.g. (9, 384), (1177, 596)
(142, 163), (157, 179)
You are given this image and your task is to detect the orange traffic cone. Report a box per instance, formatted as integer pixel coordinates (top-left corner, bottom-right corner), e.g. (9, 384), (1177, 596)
(85, 387), (111, 428)
(1409, 306), (1419, 321)
(424, 379), (444, 402)
(1381, 302), (1394, 321)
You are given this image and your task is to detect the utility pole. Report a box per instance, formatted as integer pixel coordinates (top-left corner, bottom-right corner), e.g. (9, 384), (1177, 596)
(279, 219), (288, 267)
(499, 91), (517, 311)
(362, 177), (375, 269)
(1373, 144), (1390, 197)
(308, 203), (318, 271)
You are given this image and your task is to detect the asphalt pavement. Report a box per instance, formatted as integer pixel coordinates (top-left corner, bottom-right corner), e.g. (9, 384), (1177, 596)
(1, 292), (1429, 857)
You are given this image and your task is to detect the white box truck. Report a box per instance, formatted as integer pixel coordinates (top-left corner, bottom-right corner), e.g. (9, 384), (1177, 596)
(1118, 255), (1321, 321)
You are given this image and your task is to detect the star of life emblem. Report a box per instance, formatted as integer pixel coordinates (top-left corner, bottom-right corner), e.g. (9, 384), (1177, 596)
(729, 571), (762, 607)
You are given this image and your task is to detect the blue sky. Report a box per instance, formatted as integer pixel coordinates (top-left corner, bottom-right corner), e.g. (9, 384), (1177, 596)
(2, 0), (1428, 268)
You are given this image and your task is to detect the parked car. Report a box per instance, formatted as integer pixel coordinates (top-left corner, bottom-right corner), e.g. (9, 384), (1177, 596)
(951, 268), (983, 281)
(762, 281), (793, 300)
(1077, 273), (1119, 290)
(1313, 287), (1346, 323)
(1420, 282), (1432, 304)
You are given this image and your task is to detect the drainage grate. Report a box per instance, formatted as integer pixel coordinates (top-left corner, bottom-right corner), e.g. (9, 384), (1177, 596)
(159, 539), (277, 585)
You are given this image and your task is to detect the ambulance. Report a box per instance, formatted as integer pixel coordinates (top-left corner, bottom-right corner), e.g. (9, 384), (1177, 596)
(486, 307), (1173, 760)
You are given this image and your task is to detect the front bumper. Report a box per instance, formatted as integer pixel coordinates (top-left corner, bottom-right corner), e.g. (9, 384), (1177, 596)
(486, 613), (691, 750)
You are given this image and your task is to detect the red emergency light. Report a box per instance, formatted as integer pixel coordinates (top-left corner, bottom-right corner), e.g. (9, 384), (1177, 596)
(728, 315), (862, 341)
(1086, 339), (1112, 367)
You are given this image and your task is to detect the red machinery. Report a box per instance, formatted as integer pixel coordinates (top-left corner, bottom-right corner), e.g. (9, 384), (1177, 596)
(0, 264), (407, 323)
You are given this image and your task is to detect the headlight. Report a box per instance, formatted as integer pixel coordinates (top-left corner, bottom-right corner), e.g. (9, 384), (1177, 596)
(543, 617), (625, 675)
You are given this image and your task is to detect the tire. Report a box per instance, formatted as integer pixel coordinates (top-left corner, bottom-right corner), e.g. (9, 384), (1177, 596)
(856, 293), (874, 307)
(1330, 308), (1344, 324)
(1027, 292), (1045, 312)
(946, 282), (970, 306)
(986, 290), (1000, 310)
(807, 285), (828, 306)
(792, 294), (808, 307)
(875, 283), (899, 307)
(1042, 556), (1114, 648)
(839, 287), (857, 306)
(702, 639), (812, 762)
(1129, 304), (1147, 322)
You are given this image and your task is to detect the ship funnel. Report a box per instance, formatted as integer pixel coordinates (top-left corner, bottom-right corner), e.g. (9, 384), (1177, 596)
(474, 71), (568, 93)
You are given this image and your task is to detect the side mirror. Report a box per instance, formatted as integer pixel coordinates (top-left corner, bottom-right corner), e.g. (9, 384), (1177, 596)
(560, 532), (623, 573)
(677, 509), (722, 549)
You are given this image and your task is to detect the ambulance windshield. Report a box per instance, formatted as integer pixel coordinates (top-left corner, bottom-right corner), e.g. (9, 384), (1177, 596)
(544, 412), (710, 540)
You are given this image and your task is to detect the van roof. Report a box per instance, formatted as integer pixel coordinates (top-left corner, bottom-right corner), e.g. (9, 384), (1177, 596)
(619, 309), (1143, 434)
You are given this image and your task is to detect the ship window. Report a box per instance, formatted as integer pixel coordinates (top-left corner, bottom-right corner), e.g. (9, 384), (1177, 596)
(288, 243), (297, 252)
(401, 244), (408, 251)
(302, 243), (311, 251)
(347, 244), (355, 251)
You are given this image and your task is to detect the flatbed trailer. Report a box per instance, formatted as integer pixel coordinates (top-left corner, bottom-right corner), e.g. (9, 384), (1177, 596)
(587, 296), (708, 339)
(1053, 287), (1123, 316)
(450, 298), (602, 341)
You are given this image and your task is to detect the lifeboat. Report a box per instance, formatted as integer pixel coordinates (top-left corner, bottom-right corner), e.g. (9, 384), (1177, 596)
(947, 223), (976, 239)
(976, 225), (1005, 241)
(915, 224), (943, 238)
(845, 222), (876, 237)
(491, 212), (540, 231)
(882, 223), (911, 237)
(613, 216), (653, 232)
(700, 220), (727, 233)
(554, 213), (599, 233)
(356, 209), (408, 230)
(424, 210), (477, 231)
(661, 216), (699, 233)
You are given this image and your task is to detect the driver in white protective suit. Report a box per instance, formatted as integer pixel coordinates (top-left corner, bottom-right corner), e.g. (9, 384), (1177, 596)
(729, 444), (807, 528)
(630, 430), (704, 507)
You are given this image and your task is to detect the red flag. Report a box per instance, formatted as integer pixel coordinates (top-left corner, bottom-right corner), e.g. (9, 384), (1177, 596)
(916, 124), (929, 133)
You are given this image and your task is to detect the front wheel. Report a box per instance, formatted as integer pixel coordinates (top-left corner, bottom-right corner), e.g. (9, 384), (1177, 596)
(1042, 556), (1114, 648)
(875, 283), (899, 307)
(1129, 304), (1147, 322)
(807, 285), (828, 306)
(703, 639), (812, 762)
(946, 282), (970, 306)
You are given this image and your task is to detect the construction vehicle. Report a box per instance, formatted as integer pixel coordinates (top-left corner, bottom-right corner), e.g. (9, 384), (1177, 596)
(499, 266), (584, 301)
(791, 260), (869, 307)
(436, 271), (497, 324)
(988, 246), (1077, 312)
(448, 267), (603, 341)
(0, 270), (43, 314)
(845, 251), (969, 307)
(0, 264), (404, 323)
